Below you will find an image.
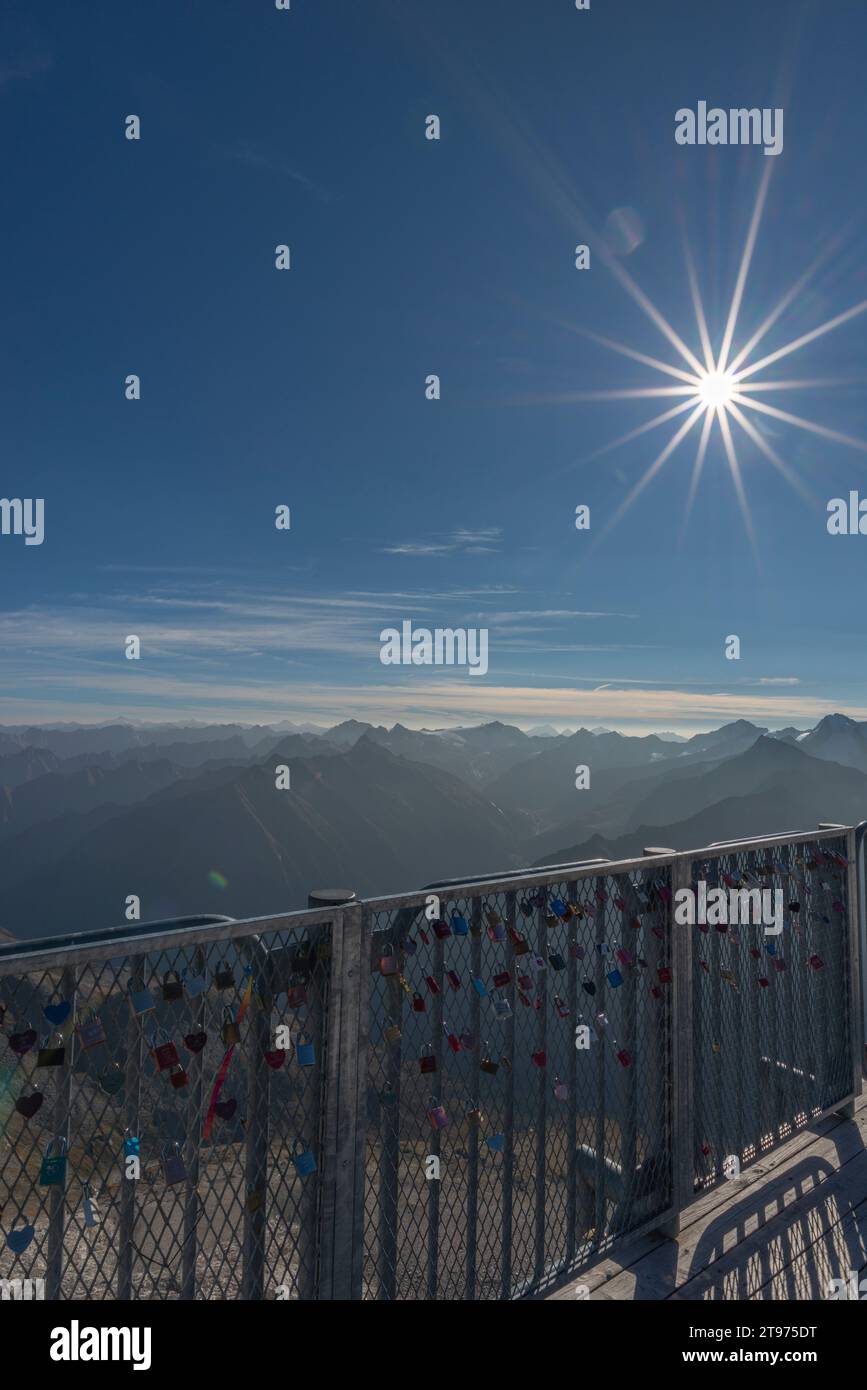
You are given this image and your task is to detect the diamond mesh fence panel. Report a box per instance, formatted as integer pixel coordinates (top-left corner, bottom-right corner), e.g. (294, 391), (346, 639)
(0, 915), (331, 1299)
(362, 869), (674, 1300)
(690, 836), (853, 1191)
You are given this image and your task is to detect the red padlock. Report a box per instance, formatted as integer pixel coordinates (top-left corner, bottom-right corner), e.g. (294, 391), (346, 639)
(446, 970), (461, 992)
(532, 1049), (547, 1068)
(426, 975), (440, 996)
(493, 971), (511, 989)
(412, 992), (426, 1013)
(151, 1035), (180, 1073)
(419, 1045), (437, 1075)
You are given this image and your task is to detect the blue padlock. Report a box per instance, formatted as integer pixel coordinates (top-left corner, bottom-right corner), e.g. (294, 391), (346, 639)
(471, 977), (487, 998)
(297, 1034), (316, 1067)
(292, 1140), (317, 1177)
(606, 968), (624, 988)
(451, 915), (469, 937)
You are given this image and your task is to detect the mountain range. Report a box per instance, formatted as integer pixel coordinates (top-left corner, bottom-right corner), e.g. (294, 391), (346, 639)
(1, 712), (866, 940)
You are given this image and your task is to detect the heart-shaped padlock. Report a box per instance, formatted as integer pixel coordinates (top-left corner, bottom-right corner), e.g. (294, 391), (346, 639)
(8, 1026), (37, 1056)
(15, 1089), (43, 1119)
(184, 1030), (208, 1053)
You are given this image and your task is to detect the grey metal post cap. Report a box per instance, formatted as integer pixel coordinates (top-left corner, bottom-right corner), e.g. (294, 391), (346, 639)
(307, 889), (357, 908)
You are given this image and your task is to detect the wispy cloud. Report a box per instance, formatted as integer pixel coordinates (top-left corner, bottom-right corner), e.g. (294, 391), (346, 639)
(381, 527), (503, 557)
(219, 139), (330, 198)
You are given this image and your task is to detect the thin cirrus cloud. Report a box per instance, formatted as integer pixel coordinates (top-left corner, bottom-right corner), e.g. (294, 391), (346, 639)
(381, 527), (503, 556)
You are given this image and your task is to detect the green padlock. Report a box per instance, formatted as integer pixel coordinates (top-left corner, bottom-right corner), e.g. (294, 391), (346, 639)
(39, 1137), (68, 1187)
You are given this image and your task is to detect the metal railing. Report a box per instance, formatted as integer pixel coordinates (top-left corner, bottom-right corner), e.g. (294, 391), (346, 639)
(0, 824), (861, 1300)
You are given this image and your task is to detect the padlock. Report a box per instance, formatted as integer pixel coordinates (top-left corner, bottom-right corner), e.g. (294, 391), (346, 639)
(214, 962), (234, 990)
(471, 977), (487, 998)
(162, 1143), (187, 1185)
(485, 1133), (505, 1153)
(432, 919), (452, 940)
(379, 944), (399, 977)
(123, 1132), (140, 1158)
(444, 1028), (461, 1054)
(184, 971), (207, 998)
(383, 1022), (401, 1045)
(264, 1047), (287, 1069)
(162, 971), (183, 1003)
(749, 947), (761, 959)
(480, 1049), (499, 1076)
(517, 990), (532, 1008)
(657, 965), (672, 985)
(418, 927), (430, 945)
(151, 1033), (180, 1072)
(77, 1012), (107, 1049)
(510, 928), (529, 956)
(169, 1066), (189, 1090)
(83, 1180), (100, 1229)
(221, 1009), (241, 1047)
(491, 993), (511, 1019)
(6, 1221), (34, 1255)
(428, 1101), (449, 1130)
(553, 1078), (568, 1102)
(285, 984), (307, 1013)
(43, 1000), (71, 1027)
(548, 952), (566, 971)
(616, 1049), (632, 1068)
(650, 985), (663, 1000)
(606, 968), (624, 988)
(425, 975), (441, 996)
(553, 995), (570, 1018)
(615, 948), (632, 967)
(379, 1085), (398, 1107)
(8, 1024), (37, 1056)
(487, 919), (506, 942)
(127, 987), (155, 1019)
(215, 1097), (237, 1120)
(184, 1029), (208, 1053)
(451, 915), (469, 937)
(517, 973), (532, 990)
(582, 980), (596, 996)
(758, 976), (770, 988)
(297, 1033), (316, 1066)
(613, 896), (627, 912)
(569, 944), (585, 960)
(36, 1034), (65, 1067)
(446, 970), (461, 992)
(465, 1106), (483, 1127)
(39, 1137), (68, 1187)
(99, 1062), (124, 1096)
(532, 1049), (547, 1068)
(493, 971), (511, 988)
(773, 958), (786, 973)
(412, 992), (426, 1013)
(460, 1029), (475, 1051)
(15, 1087), (43, 1120)
(419, 1045), (437, 1075)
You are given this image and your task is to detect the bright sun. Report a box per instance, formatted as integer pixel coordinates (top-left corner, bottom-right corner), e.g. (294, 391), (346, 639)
(697, 369), (736, 411)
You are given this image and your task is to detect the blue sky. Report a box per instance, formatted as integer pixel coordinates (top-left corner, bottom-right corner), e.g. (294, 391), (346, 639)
(2, 0), (867, 733)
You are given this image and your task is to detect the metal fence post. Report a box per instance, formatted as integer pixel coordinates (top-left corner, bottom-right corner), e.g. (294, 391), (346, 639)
(665, 854), (694, 1235)
(300, 890), (354, 1301)
(318, 898), (366, 1300)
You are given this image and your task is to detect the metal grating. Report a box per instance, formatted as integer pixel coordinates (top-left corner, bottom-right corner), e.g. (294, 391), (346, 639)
(690, 836), (853, 1189)
(361, 868), (674, 1300)
(0, 917), (331, 1299)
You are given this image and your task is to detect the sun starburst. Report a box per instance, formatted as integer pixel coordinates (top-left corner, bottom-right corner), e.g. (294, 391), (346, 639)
(570, 164), (867, 547)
